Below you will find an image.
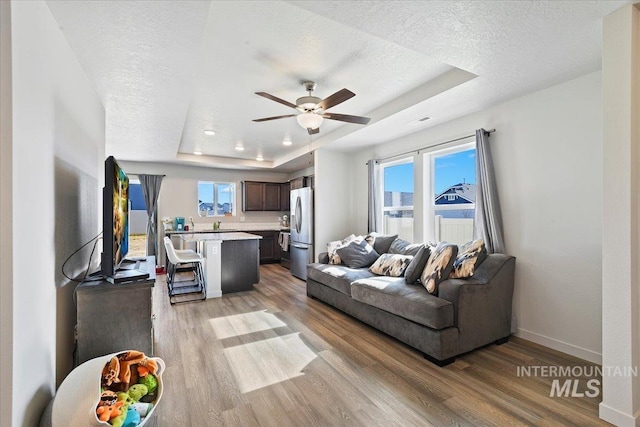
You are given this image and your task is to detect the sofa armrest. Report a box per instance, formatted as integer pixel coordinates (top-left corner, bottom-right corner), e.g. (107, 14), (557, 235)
(318, 252), (329, 264)
(437, 254), (516, 353)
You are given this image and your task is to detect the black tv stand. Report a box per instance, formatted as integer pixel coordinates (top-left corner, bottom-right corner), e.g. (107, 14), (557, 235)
(75, 256), (156, 365)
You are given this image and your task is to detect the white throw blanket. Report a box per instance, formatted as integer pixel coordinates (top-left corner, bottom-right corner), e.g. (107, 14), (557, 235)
(278, 232), (290, 251)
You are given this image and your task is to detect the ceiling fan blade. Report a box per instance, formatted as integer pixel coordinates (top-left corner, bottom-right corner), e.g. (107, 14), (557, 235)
(315, 88), (355, 111)
(322, 112), (371, 125)
(252, 114), (296, 122)
(255, 92), (298, 109)
(307, 127), (320, 135)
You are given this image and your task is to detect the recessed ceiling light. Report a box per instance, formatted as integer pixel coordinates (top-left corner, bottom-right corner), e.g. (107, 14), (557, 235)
(256, 156), (264, 161)
(235, 146), (245, 151)
(203, 129), (216, 136)
(283, 140), (292, 146)
(193, 151), (203, 155)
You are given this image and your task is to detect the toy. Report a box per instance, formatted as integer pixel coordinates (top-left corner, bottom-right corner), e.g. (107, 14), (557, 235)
(131, 402), (153, 418)
(136, 358), (158, 377)
(138, 373), (158, 393)
(110, 384), (149, 426)
(96, 399), (124, 422)
(122, 406), (141, 427)
(101, 357), (121, 387)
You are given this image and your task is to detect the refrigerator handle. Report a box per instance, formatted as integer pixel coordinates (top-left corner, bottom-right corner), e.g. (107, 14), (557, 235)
(295, 196), (302, 234)
(292, 244), (308, 249)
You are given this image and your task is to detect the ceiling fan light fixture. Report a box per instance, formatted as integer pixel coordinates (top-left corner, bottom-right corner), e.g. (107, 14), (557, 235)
(296, 112), (323, 130)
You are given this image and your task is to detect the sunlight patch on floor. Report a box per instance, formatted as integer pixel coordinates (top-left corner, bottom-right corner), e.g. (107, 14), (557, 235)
(223, 333), (317, 393)
(209, 310), (287, 339)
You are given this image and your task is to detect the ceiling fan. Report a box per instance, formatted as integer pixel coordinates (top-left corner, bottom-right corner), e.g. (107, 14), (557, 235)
(253, 81), (371, 135)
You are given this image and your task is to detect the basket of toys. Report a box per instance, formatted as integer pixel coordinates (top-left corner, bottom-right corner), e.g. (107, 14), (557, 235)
(51, 350), (164, 427)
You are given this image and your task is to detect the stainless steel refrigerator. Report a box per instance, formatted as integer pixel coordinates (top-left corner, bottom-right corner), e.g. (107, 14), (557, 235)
(290, 187), (313, 280)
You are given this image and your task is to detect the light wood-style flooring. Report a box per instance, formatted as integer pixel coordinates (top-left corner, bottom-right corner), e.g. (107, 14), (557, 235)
(151, 264), (610, 426)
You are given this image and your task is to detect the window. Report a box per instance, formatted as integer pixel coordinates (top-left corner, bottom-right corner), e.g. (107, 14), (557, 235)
(381, 159), (413, 242)
(431, 144), (476, 245)
(198, 182), (236, 217)
(128, 180), (148, 257)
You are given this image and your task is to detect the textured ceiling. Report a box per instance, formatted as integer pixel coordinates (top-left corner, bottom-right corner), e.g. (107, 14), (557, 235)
(46, 0), (631, 171)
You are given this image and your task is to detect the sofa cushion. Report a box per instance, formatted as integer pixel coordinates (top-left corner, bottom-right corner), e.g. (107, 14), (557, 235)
(389, 239), (424, 256)
(327, 234), (357, 265)
(404, 245), (431, 284)
(307, 263), (377, 296)
(369, 253), (413, 277)
(365, 232), (398, 254)
(336, 239), (380, 268)
(421, 242), (458, 294)
(351, 276), (454, 330)
(449, 239), (488, 279)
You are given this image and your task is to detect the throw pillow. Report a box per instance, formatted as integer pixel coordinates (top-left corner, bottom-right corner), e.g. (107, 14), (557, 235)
(364, 232), (398, 254)
(327, 234), (357, 264)
(369, 253), (413, 277)
(449, 239), (488, 279)
(420, 242), (458, 294)
(389, 238), (424, 256)
(404, 245), (431, 284)
(335, 240), (380, 268)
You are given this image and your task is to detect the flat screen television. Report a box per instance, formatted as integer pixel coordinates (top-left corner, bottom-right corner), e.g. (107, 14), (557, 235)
(101, 156), (148, 283)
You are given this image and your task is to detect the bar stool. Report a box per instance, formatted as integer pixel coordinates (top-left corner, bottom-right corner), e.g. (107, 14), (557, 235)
(163, 237), (206, 304)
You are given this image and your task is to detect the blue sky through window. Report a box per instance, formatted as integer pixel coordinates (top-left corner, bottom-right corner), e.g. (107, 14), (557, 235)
(384, 163), (414, 193)
(383, 148), (476, 195)
(434, 149), (476, 194)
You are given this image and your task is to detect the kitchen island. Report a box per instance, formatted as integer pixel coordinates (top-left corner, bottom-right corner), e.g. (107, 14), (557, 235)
(179, 232), (261, 297)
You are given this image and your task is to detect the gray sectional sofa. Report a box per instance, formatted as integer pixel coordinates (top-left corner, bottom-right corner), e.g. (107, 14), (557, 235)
(306, 241), (516, 366)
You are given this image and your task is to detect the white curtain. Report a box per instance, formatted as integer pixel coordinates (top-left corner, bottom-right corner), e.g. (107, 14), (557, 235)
(139, 174), (164, 257)
(367, 160), (382, 233)
(474, 129), (505, 253)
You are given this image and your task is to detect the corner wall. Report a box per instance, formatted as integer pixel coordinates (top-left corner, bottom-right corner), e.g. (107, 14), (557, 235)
(10, 1), (105, 425)
(600, 4), (640, 426)
(0, 1), (13, 425)
(349, 71), (603, 363)
(314, 148), (353, 260)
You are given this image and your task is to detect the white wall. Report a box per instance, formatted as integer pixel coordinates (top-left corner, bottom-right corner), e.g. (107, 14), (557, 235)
(314, 148), (353, 260)
(120, 161), (291, 227)
(0, 1), (13, 426)
(9, 2), (105, 425)
(348, 71), (603, 363)
(600, 4), (640, 426)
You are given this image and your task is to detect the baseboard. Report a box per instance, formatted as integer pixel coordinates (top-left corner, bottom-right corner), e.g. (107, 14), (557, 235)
(599, 402), (640, 427)
(206, 290), (222, 299)
(515, 328), (602, 364)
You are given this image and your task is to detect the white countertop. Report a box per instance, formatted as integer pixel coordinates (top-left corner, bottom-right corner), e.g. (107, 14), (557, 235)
(179, 232), (263, 243)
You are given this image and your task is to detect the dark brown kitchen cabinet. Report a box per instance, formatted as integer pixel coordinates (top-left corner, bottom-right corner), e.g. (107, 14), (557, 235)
(264, 183), (281, 211)
(243, 181), (265, 211)
(253, 230), (281, 263)
(290, 177), (304, 190)
(243, 181), (283, 211)
(280, 182), (290, 212)
(290, 176), (312, 190)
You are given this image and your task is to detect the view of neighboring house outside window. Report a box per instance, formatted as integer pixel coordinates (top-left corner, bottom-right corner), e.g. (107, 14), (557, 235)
(381, 158), (414, 242)
(198, 182), (235, 217)
(128, 180), (148, 257)
(431, 143), (476, 245)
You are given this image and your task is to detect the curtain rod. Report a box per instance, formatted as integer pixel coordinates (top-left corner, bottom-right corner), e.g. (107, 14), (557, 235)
(371, 128), (496, 164)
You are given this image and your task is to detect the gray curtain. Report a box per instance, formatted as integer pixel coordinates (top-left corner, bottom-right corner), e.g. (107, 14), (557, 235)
(474, 129), (505, 253)
(139, 174), (164, 257)
(367, 160), (381, 233)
